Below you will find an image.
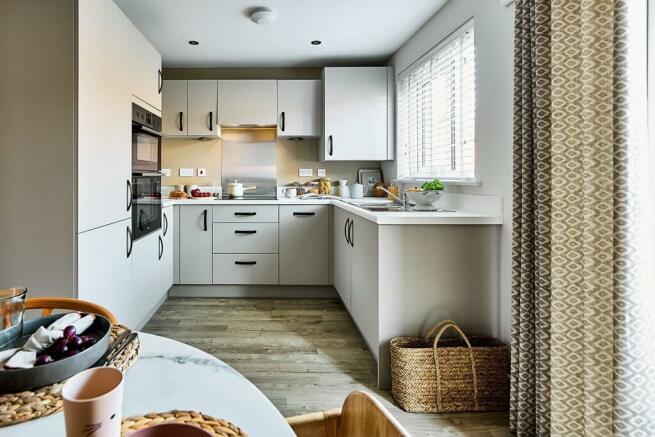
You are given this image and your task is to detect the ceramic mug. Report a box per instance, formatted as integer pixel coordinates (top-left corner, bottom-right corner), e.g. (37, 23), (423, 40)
(351, 183), (364, 199)
(338, 185), (350, 198)
(62, 367), (124, 437)
(284, 188), (297, 198)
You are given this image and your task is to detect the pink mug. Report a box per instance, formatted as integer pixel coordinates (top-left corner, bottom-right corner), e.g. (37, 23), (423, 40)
(62, 367), (124, 437)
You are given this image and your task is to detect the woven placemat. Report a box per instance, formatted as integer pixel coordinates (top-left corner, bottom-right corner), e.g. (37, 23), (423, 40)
(0, 324), (140, 427)
(122, 411), (247, 437)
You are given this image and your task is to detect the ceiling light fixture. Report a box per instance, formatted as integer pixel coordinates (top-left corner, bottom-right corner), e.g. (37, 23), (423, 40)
(249, 7), (277, 25)
(311, 40), (322, 46)
(188, 40), (199, 45)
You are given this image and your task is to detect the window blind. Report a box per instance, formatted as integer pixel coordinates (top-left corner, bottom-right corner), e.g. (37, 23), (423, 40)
(397, 23), (476, 181)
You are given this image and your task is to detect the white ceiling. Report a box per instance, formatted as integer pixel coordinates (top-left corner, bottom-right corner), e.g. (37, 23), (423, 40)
(113, 0), (448, 67)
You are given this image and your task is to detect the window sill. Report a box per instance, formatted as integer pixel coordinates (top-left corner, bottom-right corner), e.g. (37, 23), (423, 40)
(393, 178), (481, 187)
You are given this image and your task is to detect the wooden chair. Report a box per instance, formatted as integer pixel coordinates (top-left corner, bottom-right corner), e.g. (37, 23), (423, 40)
(25, 297), (118, 325)
(286, 391), (410, 437)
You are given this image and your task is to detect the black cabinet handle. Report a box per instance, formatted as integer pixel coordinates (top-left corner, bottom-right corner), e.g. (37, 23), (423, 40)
(349, 220), (354, 247)
(281, 112), (285, 132)
(126, 226), (133, 258)
(158, 69), (162, 94)
(344, 218), (350, 245)
(235, 261), (257, 265)
(209, 111), (213, 131)
(158, 235), (163, 260)
(202, 209), (208, 231)
(179, 112), (183, 132)
(235, 230), (257, 234)
(328, 135), (333, 156)
(126, 180), (132, 212)
(235, 212), (256, 216)
(293, 212), (316, 217)
(163, 213), (169, 236)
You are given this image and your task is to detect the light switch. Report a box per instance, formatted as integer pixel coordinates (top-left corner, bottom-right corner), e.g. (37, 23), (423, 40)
(179, 168), (193, 177)
(317, 168), (326, 177)
(299, 168), (313, 177)
(161, 168), (171, 177)
(198, 168), (207, 177)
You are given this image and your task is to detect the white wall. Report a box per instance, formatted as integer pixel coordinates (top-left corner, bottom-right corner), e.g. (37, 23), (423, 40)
(385, 0), (515, 342)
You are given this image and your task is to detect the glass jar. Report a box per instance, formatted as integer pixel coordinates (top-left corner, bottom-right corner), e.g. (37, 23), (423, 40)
(0, 287), (27, 337)
(319, 178), (331, 195)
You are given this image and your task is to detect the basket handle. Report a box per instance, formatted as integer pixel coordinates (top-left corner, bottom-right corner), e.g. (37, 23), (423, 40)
(430, 320), (479, 411)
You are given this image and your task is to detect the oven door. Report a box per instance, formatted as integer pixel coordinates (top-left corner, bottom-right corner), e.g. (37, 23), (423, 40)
(132, 124), (161, 173)
(132, 175), (161, 241)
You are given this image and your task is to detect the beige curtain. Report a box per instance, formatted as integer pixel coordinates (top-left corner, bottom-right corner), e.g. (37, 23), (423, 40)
(511, 0), (655, 435)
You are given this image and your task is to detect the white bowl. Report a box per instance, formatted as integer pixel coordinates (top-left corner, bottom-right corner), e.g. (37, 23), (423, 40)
(405, 190), (442, 208)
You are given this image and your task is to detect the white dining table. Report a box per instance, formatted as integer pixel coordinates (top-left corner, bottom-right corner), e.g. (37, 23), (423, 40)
(0, 333), (296, 437)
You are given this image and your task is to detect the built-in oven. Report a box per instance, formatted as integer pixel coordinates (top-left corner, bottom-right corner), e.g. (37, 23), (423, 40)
(132, 175), (161, 241)
(132, 103), (162, 173)
(131, 103), (163, 240)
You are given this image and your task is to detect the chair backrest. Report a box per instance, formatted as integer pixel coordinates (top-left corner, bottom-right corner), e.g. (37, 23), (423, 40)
(338, 391), (410, 437)
(25, 297), (118, 325)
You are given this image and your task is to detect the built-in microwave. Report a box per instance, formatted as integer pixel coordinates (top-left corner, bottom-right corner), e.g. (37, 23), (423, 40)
(131, 104), (162, 240)
(132, 103), (162, 173)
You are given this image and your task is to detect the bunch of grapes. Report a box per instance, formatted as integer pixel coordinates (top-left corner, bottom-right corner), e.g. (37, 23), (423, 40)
(35, 326), (97, 366)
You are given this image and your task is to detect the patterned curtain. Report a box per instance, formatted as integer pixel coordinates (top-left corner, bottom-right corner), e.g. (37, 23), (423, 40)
(511, 0), (655, 436)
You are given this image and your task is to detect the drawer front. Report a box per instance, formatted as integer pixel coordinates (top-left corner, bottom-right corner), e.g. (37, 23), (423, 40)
(213, 205), (278, 223)
(213, 254), (279, 284)
(213, 223), (278, 254)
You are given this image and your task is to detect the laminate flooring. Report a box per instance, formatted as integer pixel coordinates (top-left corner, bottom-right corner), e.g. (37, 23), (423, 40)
(143, 297), (511, 437)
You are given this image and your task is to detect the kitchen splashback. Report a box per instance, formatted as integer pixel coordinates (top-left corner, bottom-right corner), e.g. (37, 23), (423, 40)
(221, 128), (277, 198)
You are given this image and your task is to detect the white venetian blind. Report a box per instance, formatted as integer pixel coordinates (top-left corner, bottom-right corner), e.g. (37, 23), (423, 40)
(397, 22), (476, 181)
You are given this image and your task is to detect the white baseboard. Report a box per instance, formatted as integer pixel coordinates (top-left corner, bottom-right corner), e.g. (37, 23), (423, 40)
(135, 292), (168, 331)
(169, 284), (338, 298)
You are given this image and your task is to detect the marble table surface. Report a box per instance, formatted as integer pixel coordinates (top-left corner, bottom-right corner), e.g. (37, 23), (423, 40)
(0, 333), (295, 437)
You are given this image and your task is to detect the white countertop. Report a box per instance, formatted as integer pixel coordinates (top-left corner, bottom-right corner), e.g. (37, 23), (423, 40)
(0, 333), (294, 437)
(163, 194), (503, 225)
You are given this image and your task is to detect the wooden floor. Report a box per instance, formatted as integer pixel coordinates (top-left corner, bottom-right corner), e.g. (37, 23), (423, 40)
(144, 297), (510, 437)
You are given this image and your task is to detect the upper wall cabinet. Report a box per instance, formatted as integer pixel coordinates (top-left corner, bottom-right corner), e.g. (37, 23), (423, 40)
(321, 67), (393, 161)
(277, 80), (322, 138)
(128, 28), (162, 111)
(217, 80), (277, 127)
(162, 80), (220, 138)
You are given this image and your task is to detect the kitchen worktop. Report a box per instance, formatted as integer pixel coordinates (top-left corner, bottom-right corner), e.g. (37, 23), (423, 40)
(163, 193), (503, 225)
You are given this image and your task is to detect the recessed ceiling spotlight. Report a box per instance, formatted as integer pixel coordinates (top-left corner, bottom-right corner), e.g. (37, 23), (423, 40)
(250, 7), (277, 25)
(311, 40), (322, 46)
(188, 40), (199, 45)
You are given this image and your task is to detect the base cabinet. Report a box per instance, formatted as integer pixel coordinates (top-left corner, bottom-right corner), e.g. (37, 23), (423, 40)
(349, 216), (379, 359)
(159, 206), (174, 292)
(78, 218), (134, 326)
(179, 205), (212, 284)
(333, 208), (352, 308)
(279, 205), (329, 285)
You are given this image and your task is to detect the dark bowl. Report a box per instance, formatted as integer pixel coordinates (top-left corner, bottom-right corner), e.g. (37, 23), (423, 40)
(0, 314), (110, 393)
(127, 424), (213, 437)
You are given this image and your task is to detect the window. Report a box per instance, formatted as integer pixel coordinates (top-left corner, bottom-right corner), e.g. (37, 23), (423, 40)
(396, 21), (476, 182)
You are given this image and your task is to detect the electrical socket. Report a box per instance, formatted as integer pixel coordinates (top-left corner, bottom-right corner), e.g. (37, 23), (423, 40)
(317, 168), (326, 177)
(298, 168), (313, 177)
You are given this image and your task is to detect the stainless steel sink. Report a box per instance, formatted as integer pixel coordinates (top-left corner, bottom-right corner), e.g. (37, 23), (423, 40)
(360, 204), (455, 213)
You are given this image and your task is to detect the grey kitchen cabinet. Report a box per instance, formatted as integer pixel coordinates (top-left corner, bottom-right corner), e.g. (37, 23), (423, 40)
(179, 205), (212, 284)
(321, 67), (393, 161)
(187, 80), (219, 137)
(212, 254), (279, 285)
(162, 80), (220, 138)
(130, 230), (162, 324)
(217, 80), (277, 126)
(173, 205), (180, 284)
(159, 205), (174, 293)
(78, 218), (134, 326)
(162, 80), (187, 136)
(349, 216), (379, 359)
(277, 80), (322, 138)
(213, 222), (278, 254)
(333, 207), (352, 308)
(279, 205), (329, 285)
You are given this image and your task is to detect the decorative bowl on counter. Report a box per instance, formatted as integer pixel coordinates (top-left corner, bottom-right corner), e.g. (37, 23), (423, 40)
(405, 190), (443, 210)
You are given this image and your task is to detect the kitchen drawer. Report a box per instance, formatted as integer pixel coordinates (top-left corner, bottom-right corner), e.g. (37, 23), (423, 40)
(213, 222), (278, 254)
(212, 205), (278, 223)
(213, 254), (279, 284)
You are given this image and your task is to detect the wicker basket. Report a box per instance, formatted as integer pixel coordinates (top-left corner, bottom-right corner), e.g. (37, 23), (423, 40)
(390, 320), (508, 413)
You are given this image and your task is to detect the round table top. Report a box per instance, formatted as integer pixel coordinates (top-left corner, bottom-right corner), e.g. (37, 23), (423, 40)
(0, 333), (295, 437)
